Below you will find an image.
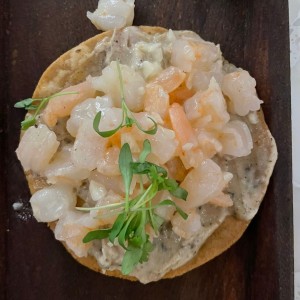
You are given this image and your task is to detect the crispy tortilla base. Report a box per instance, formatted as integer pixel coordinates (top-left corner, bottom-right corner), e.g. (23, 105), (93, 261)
(25, 26), (277, 282)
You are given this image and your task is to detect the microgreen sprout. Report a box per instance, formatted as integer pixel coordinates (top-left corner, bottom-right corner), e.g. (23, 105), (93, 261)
(93, 61), (158, 138)
(14, 91), (78, 130)
(80, 140), (188, 275)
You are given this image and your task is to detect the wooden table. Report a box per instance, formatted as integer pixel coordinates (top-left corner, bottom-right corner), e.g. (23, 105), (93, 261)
(0, 1), (293, 299)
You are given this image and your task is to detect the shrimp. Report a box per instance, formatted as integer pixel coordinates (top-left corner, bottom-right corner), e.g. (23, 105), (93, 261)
(16, 124), (59, 173)
(169, 103), (203, 168)
(97, 145), (120, 176)
(209, 193), (233, 207)
(54, 210), (101, 257)
(171, 209), (202, 239)
(184, 78), (230, 130)
(151, 66), (186, 93)
(71, 120), (108, 171)
(87, 0), (135, 31)
(171, 39), (196, 72)
(169, 103), (198, 147)
(222, 70), (263, 116)
(178, 159), (230, 210)
(143, 84), (169, 119)
(131, 124), (179, 165)
(42, 81), (96, 127)
(44, 145), (90, 186)
(90, 190), (124, 226)
(220, 120), (253, 157)
(30, 184), (76, 222)
(91, 61), (145, 112)
(67, 96), (113, 137)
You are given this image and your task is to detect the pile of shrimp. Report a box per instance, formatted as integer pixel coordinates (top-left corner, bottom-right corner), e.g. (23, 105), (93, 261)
(16, 29), (262, 258)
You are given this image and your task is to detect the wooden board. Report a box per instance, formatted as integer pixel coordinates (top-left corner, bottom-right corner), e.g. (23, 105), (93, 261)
(0, 0), (293, 299)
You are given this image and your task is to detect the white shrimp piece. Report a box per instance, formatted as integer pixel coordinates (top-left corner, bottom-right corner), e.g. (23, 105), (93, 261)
(67, 96), (113, 137)
(30, 184), (76, 222)
(55, 211), (101, 257)
(43, 81), (96, 127)
(169, 103), (198, 147)
(90, 190), (124, 226)
(209, 193), (233, 207)
(44, 145), (90, 186)
(196, 130), (223, 158)
(186, 60), (223, 92)
(90, 170), (124, 195)
(16, 124), (59, 173)
(220, 120), (253, 157)
(151, 66), (186, 93)
(91, 61), (145, 112)
(71, 120), (108, 171)
(222, 70), (263, 116)
(89, 180), (107, 202)
(171, 39), (196, 72)
(87, 0), (135, 31)
(184, 78), (230, 130)
(153, 191), (176, 222)
(121, 132), (140, 153)
(132, 125), (179, 165)
(178, 159), (228, 210)
(97, 145), (120, 176)
(169, 103), (203, 168)
(171, 209), (202, 239)
(143, 84), (169, 119)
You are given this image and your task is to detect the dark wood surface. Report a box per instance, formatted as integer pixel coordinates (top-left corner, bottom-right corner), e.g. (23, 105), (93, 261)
(0, 1), (293, 299)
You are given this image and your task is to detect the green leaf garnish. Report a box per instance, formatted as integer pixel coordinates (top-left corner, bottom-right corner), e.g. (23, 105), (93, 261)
(119, 143), (133, 212)
(15, 91), (78, 130)
(83, 228), (111, 243)
(139, 139), (151, 163)
(92, 61), (158, 138)
(81, 140), (189, 275)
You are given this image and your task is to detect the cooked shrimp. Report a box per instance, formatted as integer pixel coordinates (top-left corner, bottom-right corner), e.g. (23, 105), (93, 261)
(209, 193), (233, 207)
(196, 129), (223, 159)
(54, 210), (101, 257)
(222, 70), (263, 116)
(188, 62), (223, 92)
(169, 83), (195, 104)
(169, 103), (198, 147)
(143, 84), (169, 119)
(97, 145), (120, 176)
(153, 191), (176, 221)
(131, 124), (179, 165)
(220, 120), (253, 157)
(171, 209), (202, 239)
(43, 81), (96, 127)
(89, 180), (107, 202)
(67, 96), (113, 137)
(44, 145), (90, 186)
(90, 190), (124, 226)
(184, 78), (230, 130)
(16, 124), (59, 173)
(87, 0), (135, 31)
(91, 61), (145, 112)
(171, 39), (196, 72)
(151, 66), (186, 93)
(178, 159), (229, 210)
(71, 120), (108, 171)
(169, 103), (203, 168)
(30, 184), (76, 222)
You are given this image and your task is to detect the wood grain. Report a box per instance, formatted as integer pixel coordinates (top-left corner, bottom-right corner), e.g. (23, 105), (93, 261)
(0, 0), (293, 299)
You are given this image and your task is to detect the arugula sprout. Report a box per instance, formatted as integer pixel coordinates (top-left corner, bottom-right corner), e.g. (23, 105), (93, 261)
(81, 140), (188, 275)
(15, 91), (78, 130)
(93, 61), (158, 138)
